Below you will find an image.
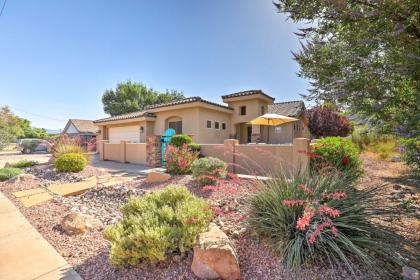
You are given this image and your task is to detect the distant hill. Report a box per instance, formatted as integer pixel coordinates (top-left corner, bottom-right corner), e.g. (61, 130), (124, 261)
(45, 129), (61, 134)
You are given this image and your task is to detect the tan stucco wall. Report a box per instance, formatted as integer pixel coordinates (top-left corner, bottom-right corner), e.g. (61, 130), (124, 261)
(153, 107), (199, 137)
(200, 138), (310, 176)
(126, 143), (147, 164)
(103, 143), (121, 162)
(197, 107), (231, 144)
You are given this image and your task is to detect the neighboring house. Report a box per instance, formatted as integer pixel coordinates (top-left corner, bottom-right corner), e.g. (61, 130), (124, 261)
(62, 119), (98, 147)
(94, 90), (310, 145)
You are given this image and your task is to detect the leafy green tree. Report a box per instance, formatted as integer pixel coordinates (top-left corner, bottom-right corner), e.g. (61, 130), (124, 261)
(102, 81), (185, 116)
(274, 0), (419, 136)
(0, 129), (16, 151)
(0, 106), (47, 140)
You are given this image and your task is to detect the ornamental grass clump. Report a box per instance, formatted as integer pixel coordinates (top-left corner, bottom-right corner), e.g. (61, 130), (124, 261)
(191, 157), (227, 186)
(104, 185), (212, 266)
(248, 172), (418, 278)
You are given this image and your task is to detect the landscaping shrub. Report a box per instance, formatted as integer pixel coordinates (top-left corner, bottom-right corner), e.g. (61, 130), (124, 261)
(0, 167), (23, 181)
(169, 134), (192, 148)
(248, 173), (418, 278)
(164, 144), (198, 175)
(306, 106), (353, 138)
(311, 136), (363, 180)
(187, 143), (201, 153)
(10, 159), (38, 168)
(191, 157), (227, 186)
(401, 136), (420, 176)
(55, 153), (87, 173)
(0, 129), (15, 151)
(104, 185), (212, 266)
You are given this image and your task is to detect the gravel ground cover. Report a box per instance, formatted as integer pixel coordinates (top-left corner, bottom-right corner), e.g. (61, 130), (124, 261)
(1, 156), (417, 279)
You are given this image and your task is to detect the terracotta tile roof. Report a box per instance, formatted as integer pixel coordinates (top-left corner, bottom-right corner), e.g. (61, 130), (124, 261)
(144, 96), (232, 111)
(93, 111), (152, 123)
(221, 90), (275, 101)
(93, 97), (232, 124)
(268, 101), (305, 117)
(69, 119), (97, 133)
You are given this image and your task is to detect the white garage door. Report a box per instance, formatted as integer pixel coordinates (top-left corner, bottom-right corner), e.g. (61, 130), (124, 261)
(108, 126), (140, 144)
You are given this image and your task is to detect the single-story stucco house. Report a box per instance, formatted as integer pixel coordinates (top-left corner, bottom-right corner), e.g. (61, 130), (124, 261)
(62, 119), (98, 147)
(93, 90), (310, 145)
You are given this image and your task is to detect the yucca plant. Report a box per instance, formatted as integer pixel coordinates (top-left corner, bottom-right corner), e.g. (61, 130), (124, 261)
(248, 172), (418, 278)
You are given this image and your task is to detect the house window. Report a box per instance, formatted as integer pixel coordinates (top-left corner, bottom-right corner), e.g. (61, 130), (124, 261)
(222, 123), (226, 130)
(168, 121), (182, 134)
(240, 106), (246, 115)
(215, 121), (220, 129)
(206, 120), (212, 129)
(261, 106), (265, 114)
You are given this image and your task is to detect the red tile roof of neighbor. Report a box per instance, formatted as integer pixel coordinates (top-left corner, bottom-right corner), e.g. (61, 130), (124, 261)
(93, 97), (232, 124)
(221, 90), (275, 101)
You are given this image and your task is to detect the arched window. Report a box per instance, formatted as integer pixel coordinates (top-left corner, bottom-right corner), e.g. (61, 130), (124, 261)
(166, 116), (182, 134)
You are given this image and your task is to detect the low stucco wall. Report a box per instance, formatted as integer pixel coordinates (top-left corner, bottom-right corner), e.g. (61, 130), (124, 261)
(103, 143), (121, 162)
(200, 138), (310, 176)
(125, 143), (147, 164)
(235, 144), (294, 175)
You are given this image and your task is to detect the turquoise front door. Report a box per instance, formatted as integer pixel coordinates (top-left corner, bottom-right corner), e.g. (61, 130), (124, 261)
(161, 128), (176, 165)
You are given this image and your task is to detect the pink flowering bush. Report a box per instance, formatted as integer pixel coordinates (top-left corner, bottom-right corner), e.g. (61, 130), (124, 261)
(164, 144), (198, 175)
(248, 172), (417, 278)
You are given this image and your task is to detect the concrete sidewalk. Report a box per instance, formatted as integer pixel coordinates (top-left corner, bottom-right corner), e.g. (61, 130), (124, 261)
(0, 192), (82, 280)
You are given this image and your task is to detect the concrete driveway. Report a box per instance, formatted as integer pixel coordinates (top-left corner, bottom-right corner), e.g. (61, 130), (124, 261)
(0, 153), (51, 168)
(89, 154), (165, 175)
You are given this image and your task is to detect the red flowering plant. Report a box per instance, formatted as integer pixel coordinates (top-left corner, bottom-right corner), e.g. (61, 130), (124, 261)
(310, 136), (363, 181)
(248, 172), (418, 278)
(164, 144), (198, 175)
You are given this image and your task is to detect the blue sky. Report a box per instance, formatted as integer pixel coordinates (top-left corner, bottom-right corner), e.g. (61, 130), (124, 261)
(0, 0), (309, 130)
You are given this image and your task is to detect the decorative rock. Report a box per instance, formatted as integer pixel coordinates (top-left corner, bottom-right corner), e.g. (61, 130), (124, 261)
(146, 171), (171, 183)
(60, 212), (98, 235)
(191, 223), (240, 280)
(4, 162), (11, 168)
(9, 174), (37, 183)
(402, 266), (419, 280)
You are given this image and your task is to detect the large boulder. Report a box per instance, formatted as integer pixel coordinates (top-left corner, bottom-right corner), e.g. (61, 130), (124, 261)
(9, 174), (37, 184)
(60, 212), (101, 235)
(146, 171), (171, 183)
(191, 223), (240, 280)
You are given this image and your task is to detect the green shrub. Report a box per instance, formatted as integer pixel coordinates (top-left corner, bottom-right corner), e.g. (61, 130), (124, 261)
(10, 159), (38, 168)
(191, 157), (227, 186)
(169, 134), (192, 148)
(248, 173), (417, 278)
(104, 185), (212, 266)
(55, 153), (87, 173)
(187, 143), (201, 153)
(164, 145), (198, 175)
(401, 136), (420, 176)
(312, 136), (363, 180)
(0, 168), (23, 181)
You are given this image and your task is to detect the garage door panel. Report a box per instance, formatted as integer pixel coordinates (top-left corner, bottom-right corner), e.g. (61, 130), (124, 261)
(108, 126), (140, 143)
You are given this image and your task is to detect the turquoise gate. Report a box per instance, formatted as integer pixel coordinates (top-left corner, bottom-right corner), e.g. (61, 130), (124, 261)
(161, 128), (176, 165)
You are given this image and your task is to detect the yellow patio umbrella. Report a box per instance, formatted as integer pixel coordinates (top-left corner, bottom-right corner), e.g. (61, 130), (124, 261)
(248, 113), (299, 143)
